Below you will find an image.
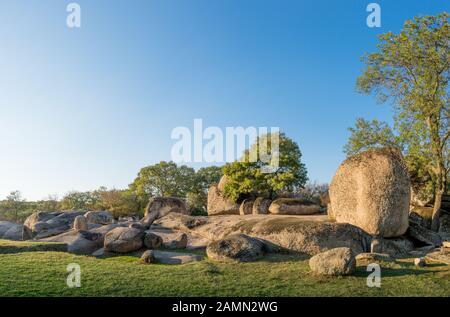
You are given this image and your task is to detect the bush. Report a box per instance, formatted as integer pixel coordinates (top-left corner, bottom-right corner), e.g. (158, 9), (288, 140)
(295, 182), (329, 207)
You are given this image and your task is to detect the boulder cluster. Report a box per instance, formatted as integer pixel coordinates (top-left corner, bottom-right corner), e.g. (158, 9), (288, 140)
(0, 198), (196, 263)
(207, 176), (322, 217)
(1, 147), (449, 273)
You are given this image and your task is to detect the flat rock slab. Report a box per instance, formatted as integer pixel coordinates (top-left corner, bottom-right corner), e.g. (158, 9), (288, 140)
(151, 250), (203, 264)
(155, 213), (370, 256)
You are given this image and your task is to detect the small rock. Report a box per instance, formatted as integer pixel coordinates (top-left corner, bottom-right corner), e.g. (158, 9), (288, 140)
(309, 247), (356, 276)
(73, 215), (88, 231)
(414, 257), (426, 267)
(144, 232), (163, 249)
(140, 250), (155, 264)
(442, 241), (450, 248)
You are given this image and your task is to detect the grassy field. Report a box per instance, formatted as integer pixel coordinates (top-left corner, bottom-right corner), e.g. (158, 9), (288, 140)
(0, 239), (449, 297)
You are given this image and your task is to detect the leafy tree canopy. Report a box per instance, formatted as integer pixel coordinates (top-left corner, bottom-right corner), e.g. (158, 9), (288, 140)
(223, 132), (308, 201)
(353, 12), (449, 230)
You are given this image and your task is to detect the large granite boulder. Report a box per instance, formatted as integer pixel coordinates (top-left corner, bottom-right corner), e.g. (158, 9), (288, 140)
(268, 198), (321, 215)
(23, 211), (85, 239)
(329, 147), (410, 238)
(140, 197), (188, 228)
(207, 185), (239, 216)
(252, 198), (271, 215)
(104, 227), (145, 253)
(309, 247), (356, 276)
(84, 211), (114, 225)
(206, 234), (267, 262)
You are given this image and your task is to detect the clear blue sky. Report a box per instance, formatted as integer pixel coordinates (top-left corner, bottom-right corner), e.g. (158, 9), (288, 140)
(0, 0), (448, 200)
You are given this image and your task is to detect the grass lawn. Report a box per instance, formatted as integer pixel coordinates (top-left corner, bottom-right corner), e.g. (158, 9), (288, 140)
(0, 239), (449, 297)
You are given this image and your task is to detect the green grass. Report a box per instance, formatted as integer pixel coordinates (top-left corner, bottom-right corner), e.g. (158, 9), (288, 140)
(0, 239), (449, 297)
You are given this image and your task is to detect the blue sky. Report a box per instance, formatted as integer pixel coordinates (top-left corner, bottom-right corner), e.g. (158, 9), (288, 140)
(0, 0), (448, 200)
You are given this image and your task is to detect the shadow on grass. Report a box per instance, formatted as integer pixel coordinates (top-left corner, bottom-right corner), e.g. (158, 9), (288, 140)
(257, 253), (310, 263)
(353, 265), (441, 278)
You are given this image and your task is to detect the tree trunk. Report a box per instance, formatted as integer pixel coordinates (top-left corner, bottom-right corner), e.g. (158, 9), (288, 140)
(431, 189), (443, 231)
(427, 114), (446, 232)
(431, 163), (445, 231)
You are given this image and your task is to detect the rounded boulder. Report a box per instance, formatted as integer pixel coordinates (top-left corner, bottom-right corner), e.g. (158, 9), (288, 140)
(206, 234), (266, 262)
(329, 147), (410, 237)
(104, 227), (144, 253)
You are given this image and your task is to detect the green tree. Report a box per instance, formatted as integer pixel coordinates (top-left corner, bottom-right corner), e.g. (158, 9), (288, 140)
(195, 166), (222, 191)
(186, 166), (222, 214)
(223, 132), (308, 201)
(344, 118), (401, 156)
(1, 191), (26, 222)
(60, 191), (98, 210)
(93, 187), (141, 218)
(36, 195), (60, 212)
(130, 161), (196, 199)
(355, 12), (449, 230)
